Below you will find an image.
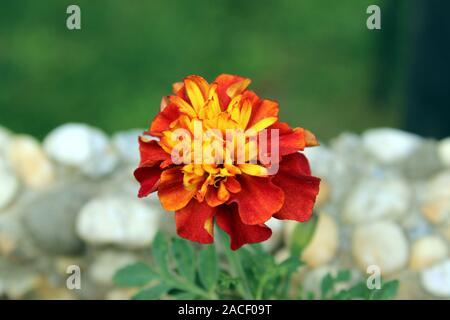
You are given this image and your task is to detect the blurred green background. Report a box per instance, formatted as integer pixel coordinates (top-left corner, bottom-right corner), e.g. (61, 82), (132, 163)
(0, 0), (408, 141)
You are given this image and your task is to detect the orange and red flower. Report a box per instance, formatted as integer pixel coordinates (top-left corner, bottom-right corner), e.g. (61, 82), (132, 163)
(134, 74), (320, 250)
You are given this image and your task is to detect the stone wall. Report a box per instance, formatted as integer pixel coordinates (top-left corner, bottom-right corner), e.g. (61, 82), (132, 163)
(0, 124), (449, 299)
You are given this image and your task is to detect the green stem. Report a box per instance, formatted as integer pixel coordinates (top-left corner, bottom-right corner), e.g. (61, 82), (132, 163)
(219, 231), (253, 299)
(254, 274), (268, 300)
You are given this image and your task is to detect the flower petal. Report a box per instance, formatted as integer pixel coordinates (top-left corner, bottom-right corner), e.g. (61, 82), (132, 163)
(138, 137), (171, 166)
(238, 163), (268, 177)
(216, 204), (272, 250)
(158, 167), (197, 211)
(149, 103), (180, 136)
(205, 182), (230, 207)
(228, 175), (284, 225)
(134, 166), (162, 198)
(214, 74), (250, 110)
(224, 176), (241, 193)
(265, 122), (312, 157)
(175, 199), (215, 244)
(273, 153), (320, 222)
(247, 99), (279, 130)
(184, 75), (209, 114)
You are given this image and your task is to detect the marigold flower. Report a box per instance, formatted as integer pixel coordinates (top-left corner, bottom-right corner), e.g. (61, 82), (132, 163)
(134, 74), (320, 250)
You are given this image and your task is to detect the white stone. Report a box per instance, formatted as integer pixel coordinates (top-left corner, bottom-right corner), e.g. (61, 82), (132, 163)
(76, 196), (159, 248)
(0, 261), (39, 299)
(105, 288), (139, 300)
(301, 213), (339, 267)
(422, 199), (450, 225)
(88, 250), (138, 286)
(421, 259), (450, 297)
(438, 137), (450, 167)
(352, 221), (409, 275)
(410, 236), (448, 270)
(262, 218), (284, 251)
(343, 177), (411, 224)
(362, 128), (422, 164)
(440, 224), (450, 242)
(8, 135), (55, 188)
(421, 171), (450, 224)
(112, 129), (150, 165)
(303, 145), (352, 203)
(43, 123), (118, 177)
(0, 162), (19, 210)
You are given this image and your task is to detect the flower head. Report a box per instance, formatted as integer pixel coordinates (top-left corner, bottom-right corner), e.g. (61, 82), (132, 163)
(135, 74), (320, 250)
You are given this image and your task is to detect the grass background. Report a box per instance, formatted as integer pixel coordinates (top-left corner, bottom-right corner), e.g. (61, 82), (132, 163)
(0, 0), (408, 141)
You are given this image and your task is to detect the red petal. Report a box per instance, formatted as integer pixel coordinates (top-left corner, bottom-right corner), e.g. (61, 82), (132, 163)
(224, 176), (241, 193)
(138, 138), (170, 166)
(273, 153), (320, 222)
(149, 103), (180, 136)
(213, 74), (250, 110)
(228, 175), (284, 225)
(264, 122), (307, 158)
(158, 167), (196, 211)
(247, 99), (279, 129)
(175, 199), (214, 244)
(216, 204), (272, 250)
(134, 166), (161, 198)
(278, 149), (312, 175)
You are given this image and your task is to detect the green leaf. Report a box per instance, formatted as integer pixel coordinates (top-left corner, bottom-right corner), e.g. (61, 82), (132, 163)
(113, 262), (157, 287)
(320, 273), (334, 299)
(173, 291), (197, 300)
(152, 232), (169, 272)
(217, 272), (239, 290)
(289, 214), (318, 257)
(132, 284), (170, 300)
(335, 270), (351, 282)
(172, 238), (195, 282)
(369, 280), (399, 300)
(198, 244), (219, 291)
(342, 282), (369, 299)
(278, 256), (302, 275)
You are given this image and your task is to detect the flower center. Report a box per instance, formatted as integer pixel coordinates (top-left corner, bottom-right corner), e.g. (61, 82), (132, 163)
(158, 82), (278, 203)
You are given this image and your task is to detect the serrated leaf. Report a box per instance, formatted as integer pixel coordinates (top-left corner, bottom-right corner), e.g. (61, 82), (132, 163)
(152, 232), (169, 272)
(320, 273), (334, 299)
(113, 262), (157, 287)
(218, 272), (239, 290)
(198, 244), (219, 291)
(289, 214), (318, 257)
(132, 284), (170, 300)
(172, 238), (195, 282)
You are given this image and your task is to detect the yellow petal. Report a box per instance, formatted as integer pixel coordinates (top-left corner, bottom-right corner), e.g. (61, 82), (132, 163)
(184, 76), (207, 114)
(226, 78), (251, 98)
(239, 99), (252, 129)
(217, 182), (230, 201)
(203, 217), (214, 237)
(239, 163), (269, 176)
(226, 95), (242, 113)
(245, 117), (278, 134)
(169, 96), (197, 118)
